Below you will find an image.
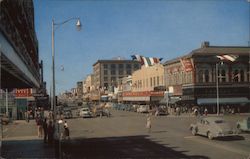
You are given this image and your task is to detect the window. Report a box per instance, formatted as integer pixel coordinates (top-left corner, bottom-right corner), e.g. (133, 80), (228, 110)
(153, 77), (156, 86)
(111, 64), (116, 69)
(104, 77), (108, 81)
(111, 70), (116, 75)
(205, 70), (209, 82)
(150, 77), (152, 87)
(240, 69), (244, 82)
(103, 64), (108, 69)
(104, 70), (108, 75)
(126, 64), (131, 69)
(126, 69), (131, 75)
(119, 69), (123, 75)
(220, 70), (226, 82)
(119, 64), (124, 69)
(233, 70), (239, 82)
(157, 76), (160, 86)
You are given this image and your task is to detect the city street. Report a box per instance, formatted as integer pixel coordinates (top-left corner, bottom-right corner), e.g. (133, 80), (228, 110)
(2, 109), (249, 158)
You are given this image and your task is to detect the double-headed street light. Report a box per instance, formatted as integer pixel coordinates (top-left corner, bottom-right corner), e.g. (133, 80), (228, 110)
(51, 17), (81, 119)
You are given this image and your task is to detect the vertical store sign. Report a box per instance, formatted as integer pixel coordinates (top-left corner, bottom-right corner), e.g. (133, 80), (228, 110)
(180, 58), (194, 72)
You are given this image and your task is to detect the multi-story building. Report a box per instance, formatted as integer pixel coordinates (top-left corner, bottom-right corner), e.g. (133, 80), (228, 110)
(76, 81), (83, 101)
(0, 0), (40, 88)
(92, 59), (141, 90)
(83, 74), (94, 101)
(163, 41), (250, 113)
(122, 64), (165, 104)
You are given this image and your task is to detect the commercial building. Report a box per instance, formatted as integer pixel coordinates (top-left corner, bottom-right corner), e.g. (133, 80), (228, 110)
(163, 41), (250, 113)
(0, 0), (40, 88)
(122, 64), (165, 104)
(92, 59), (140, 101)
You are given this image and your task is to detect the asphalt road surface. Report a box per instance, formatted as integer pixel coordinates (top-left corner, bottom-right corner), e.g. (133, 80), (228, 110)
(61, 110), (250, 159)
(1, 110), (250, 159)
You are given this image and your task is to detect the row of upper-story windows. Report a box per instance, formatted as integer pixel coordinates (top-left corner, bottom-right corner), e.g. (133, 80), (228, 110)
(196, 64), (249, 83)
(103, 63), (139, 69)
(134, 76), (164, 89)
(166, 71), (193, 86)
(104, 69), (132, 75)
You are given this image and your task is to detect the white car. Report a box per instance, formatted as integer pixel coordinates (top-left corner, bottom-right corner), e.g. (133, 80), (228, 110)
(79, 107), (92, 118)
(137, 105), (150, 113)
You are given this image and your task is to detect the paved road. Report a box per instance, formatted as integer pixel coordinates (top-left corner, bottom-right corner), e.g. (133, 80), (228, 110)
(1, 110), (250, 159)
(62, 110), (250, 159)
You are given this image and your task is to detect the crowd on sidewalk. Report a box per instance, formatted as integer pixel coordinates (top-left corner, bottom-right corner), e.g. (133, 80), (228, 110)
(33, 107), (70, 145)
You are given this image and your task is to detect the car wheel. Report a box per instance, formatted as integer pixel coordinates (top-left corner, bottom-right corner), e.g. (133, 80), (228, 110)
(207, 132), (213, 140)
(191, 127), (197, 136)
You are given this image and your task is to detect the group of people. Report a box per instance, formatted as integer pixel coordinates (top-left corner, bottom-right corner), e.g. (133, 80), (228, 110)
(35, 113), (70, 144)
(36, 116), (54, 144)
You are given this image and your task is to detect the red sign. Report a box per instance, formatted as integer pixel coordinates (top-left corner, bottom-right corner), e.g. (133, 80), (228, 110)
(123, 91), (164, 97)
(15, 89), (32, 97)
(180, 58), (193, 72)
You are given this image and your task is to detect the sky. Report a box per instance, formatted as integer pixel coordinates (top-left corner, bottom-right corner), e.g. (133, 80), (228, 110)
(34, 0), (250, 94)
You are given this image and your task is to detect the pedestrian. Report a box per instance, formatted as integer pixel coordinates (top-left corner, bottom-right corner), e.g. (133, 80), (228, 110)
(43, 118), (48, 143)
(36, 116), (43, 138)
(63, 121), (70, 140)
(146, 114), (151, 133)
(47, 120), (54, 144)
(204, 108), (208, 116)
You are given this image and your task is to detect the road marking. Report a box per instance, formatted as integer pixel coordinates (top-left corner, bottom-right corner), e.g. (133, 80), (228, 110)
(184, 135), (249, 156)
(184, 136), (196, 139)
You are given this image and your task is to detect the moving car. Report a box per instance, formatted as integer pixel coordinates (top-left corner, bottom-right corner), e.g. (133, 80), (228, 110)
(190, 117), (237, 140)
(79, 107), (92, 118)
(236, 117), (250, 132)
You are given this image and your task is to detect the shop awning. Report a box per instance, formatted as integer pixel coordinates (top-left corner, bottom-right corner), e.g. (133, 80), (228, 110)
(197, 97), (250, 105)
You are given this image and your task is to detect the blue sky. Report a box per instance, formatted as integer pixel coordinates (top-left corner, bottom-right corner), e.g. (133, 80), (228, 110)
(34, 0), (250, 94)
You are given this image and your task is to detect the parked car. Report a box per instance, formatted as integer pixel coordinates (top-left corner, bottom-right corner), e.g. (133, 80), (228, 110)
(236, 117), (250, 132)
(190, 117), (237, 140)
(63, 110), (73, 119)
(94, 108), (111, 117)
(79, 107), (92, 118)
(137, 105), (150, 113)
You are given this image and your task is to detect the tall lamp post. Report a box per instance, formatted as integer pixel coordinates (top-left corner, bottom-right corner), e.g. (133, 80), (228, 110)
(51, 17), (81, 119)
(51, 18), (81, 159)
(216, 63), (219, 116)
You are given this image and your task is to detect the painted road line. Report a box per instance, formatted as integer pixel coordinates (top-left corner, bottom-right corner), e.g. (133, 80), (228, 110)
(184, 135), (249, 156)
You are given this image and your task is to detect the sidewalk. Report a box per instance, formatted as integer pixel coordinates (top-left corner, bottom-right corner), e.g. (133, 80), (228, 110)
(1, 120), (55, 158)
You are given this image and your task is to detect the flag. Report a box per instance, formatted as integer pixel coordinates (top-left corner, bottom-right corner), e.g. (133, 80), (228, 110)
(131, 54), (162, 67)
(216, 54), (238, 62)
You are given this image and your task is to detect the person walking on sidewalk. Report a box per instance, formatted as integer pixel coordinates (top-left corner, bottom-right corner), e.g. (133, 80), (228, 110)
(47, 120), (54, 144)
(43, 118), (48, 143)
(63, 121), (70, 140)
(36, 116), (43, 138)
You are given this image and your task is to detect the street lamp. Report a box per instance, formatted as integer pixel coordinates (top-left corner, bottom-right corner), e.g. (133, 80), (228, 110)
(51, 17), (81, 119)
(216, 62), (224, 116)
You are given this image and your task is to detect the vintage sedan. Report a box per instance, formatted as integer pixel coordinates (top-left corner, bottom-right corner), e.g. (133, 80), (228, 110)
(190, 117), (237, 140)
(236, 117), (250, 132)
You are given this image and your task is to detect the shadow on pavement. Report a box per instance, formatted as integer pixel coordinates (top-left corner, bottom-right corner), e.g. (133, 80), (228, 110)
(1, 139), (55, 159)
(216, 135), (245, 141)
(61, 135), (210, 159)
